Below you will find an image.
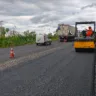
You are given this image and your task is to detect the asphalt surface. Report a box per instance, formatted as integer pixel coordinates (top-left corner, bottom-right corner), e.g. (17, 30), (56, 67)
(0, 42), (94, 96)
(0, 41), (66, 63)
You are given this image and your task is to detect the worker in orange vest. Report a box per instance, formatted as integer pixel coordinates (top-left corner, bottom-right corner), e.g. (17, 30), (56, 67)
(86, 26), (93, 37)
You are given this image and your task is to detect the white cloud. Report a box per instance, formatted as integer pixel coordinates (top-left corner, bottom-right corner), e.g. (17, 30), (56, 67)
(0, 0), (96, 33)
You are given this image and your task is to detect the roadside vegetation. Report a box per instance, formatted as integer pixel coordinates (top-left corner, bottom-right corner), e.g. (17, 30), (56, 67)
(0, 27), (58, 48)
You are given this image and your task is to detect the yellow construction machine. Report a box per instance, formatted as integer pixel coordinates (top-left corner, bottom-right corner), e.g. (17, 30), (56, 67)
(74, 21), (96, 52)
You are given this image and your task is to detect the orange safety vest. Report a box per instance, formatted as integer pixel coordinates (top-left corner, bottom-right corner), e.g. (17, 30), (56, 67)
(86, 29), (93, 36)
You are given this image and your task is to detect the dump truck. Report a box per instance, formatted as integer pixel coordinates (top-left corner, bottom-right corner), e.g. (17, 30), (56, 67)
(57, 24), (75, 42)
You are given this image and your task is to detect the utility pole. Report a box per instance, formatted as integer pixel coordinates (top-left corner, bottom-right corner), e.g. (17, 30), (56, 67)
(0, 21), (3, 37)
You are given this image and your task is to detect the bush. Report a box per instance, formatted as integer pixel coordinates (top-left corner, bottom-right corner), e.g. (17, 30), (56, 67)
(0, 33), (58, 48)
(48, 33), (58, 41)
(0, 35), (36, 48)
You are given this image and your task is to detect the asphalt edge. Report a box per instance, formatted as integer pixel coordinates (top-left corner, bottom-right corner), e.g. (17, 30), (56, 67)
(91, 48), (96, 96)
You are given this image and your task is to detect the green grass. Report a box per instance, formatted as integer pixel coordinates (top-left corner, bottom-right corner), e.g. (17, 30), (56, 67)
(0, 35), (58, 48)
(0, 35), (36, 48)
(50, 36), (58, 41)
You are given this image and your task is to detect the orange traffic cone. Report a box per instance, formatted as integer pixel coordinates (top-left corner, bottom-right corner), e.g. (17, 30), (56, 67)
(10, 48), (15, 58)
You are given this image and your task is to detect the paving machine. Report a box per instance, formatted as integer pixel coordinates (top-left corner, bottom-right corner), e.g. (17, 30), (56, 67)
(74, 21), (96, 52)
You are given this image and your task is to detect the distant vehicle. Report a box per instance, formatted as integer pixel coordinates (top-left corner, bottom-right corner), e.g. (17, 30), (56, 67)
(36, 33), (52, 45)
(56, 24), (75, 42)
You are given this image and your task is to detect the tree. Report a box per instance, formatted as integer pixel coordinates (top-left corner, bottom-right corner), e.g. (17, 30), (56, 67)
(30, 31), (36, 36)
(6, 28), (10, 32)
(48, 33), (53, 38)
(0, 27), (10, 38)
(0, 27), (6, 37)
(24, 30), (30, 36)
(24, 30), (36, 37)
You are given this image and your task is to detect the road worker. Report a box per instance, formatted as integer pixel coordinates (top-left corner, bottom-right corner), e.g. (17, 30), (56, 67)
(86, 26), (93, 37)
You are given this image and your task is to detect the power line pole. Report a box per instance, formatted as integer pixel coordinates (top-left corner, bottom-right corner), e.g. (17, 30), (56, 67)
(0, 21), (3, 37)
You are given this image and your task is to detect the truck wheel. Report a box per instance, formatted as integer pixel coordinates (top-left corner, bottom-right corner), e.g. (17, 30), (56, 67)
(44, 42), (47, 46)
(36, 43), (38, 46)
(60, 39), (62, 42)
(49, 42), (51, 45)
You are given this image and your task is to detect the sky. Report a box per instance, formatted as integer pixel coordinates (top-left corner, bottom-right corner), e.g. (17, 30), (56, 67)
(0, 0), (96, 34)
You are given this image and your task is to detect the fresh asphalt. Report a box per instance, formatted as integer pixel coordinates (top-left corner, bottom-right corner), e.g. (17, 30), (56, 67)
(0, 41), (94, 96)
(0, 41), (68, 63)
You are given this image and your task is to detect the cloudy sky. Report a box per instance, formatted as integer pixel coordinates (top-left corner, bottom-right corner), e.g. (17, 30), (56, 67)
(0, 0), (96, 33)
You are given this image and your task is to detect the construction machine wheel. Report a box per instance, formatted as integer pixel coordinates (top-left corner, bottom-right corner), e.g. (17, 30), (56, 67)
(75, 48), (94, 52)
(75, 48), (80, 52)
(89, 49), (94, 52)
